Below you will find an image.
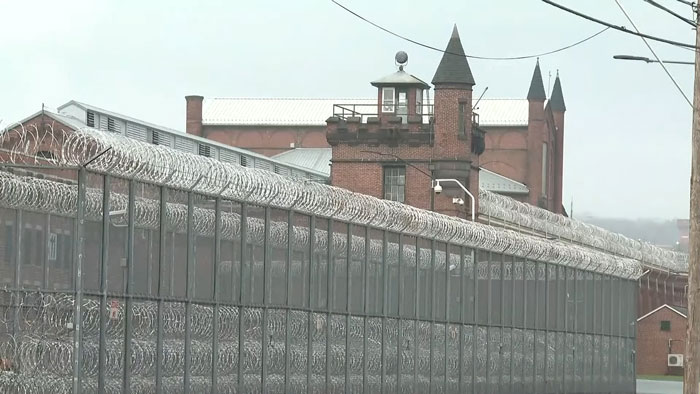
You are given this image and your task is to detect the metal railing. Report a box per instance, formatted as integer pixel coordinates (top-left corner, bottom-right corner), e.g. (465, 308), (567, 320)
(332, 104), (434, 124)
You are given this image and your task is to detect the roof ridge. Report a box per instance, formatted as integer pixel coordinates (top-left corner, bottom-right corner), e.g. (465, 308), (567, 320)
(207, 97), (374, 101)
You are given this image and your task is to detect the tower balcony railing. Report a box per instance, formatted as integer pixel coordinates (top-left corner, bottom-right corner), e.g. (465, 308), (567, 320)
(332, 103), (434, 124)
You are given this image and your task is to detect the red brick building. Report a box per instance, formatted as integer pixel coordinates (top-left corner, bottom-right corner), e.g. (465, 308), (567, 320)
(184, 28), (566, 214)
(636, 304), (687, 376)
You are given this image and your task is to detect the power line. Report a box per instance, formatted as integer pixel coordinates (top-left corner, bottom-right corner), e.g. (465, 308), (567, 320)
(331, 0), (610, 61)
(643, 0), (696, 27)
(541, 0), (698, 49)
(614, 0), (693, 107)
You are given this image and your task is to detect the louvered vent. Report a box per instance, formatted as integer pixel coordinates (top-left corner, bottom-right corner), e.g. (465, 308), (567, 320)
(198, 144), (211, 158)
(175, 137), (196, 154)
(125, 123), (147, 141)
(220, 151), (237, 164)
(107, 117), (118, 133)
(240, 156), (248, 167)
(86, 111), (95, 127)
(150, 130), (160, 145)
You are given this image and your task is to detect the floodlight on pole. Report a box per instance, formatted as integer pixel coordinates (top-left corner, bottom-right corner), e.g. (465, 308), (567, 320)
(613, 55), (693, 65)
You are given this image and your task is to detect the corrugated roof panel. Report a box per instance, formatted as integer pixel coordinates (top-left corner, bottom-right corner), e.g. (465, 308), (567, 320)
(272, 148), (332, 176)
(479, 168), (529, 194)
(474, 99), (530, 127)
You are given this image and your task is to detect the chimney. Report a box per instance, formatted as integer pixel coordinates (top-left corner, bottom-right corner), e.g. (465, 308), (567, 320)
(185, 95), (204, 137)
(550, 72), (566, 215)
(526, 60), (547, 208)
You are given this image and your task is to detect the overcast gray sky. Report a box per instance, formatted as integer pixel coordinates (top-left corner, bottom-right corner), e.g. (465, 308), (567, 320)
(0, 0), (694, 219)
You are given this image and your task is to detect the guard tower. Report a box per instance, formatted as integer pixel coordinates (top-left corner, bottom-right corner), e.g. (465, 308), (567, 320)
(371, 51), (430, 123)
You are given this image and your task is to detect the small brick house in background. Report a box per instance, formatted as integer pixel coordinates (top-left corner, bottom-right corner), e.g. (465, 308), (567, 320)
(184, 26), (567, 214)
(636, 304), (687, 376)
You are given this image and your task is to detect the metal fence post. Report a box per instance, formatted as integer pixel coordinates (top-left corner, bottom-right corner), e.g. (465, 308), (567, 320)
(285, 210), (294, 393)
(326, 218), (334, 391)
(261, 206), (271, 392)
(72, 168), (86, 393)
(307, 215), (316, 393)
(183, 190), (195, 394)
(211, 198), (222, 393)
(238, 203), (248, 393)
(156, 186), (167, 394)
(97, 175), (110, 394)
(122, 178), (136, 394)
(97, 175), (111, 393)
(397, 233), (404, 393)
(345, 222), (352, 394)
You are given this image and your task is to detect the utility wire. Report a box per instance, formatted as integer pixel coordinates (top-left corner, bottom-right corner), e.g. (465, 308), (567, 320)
(331, 0), (610, 60)
(643, 0), (696, 27)
(542, 0), (698, 49)
(614, 0), (693, 107)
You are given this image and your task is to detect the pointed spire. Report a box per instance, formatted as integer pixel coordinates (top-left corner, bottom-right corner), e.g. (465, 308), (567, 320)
(550, 71), (566, 112)
(527, 59), (547, 101)
(432, 25), (476, 86)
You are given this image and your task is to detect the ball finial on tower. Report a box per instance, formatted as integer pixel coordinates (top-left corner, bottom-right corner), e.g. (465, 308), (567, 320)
(395, 51), (408, 70)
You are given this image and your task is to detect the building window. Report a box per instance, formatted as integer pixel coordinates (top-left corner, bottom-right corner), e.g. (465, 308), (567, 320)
(541, 143), (548, 196)
(661, 320), (671, 331)
(416, 89), (423, 115)
(35, 150), (56, 161)
(107, 117), (117, 132)
(86, 111), (95, 127)
(382, 87), (395, 113)
(458, 101), (468, 136)
(384, 166), (406, 203)
(198, 144), (211, 157)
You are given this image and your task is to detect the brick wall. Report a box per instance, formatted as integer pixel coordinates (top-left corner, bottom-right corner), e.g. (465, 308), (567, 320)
(636, 306), (687, 375)
(203, 125), (328, 156)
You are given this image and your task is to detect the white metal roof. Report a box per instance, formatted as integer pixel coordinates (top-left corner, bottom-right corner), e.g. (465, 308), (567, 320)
(273, 148), (332, 175)
(479, 168), (529, 194)
(5, 101), (329, 182)
(202, 98), (531, 127)
(474, 99), (530, 127)
(203, 98), (376, 126)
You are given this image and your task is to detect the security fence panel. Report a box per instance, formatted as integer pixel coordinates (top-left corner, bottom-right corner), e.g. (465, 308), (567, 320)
(0, 128), (645, 394)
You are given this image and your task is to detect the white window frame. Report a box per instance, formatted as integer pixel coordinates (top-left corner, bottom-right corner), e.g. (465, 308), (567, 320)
(382, 87), (395, 113)
(416, 89), (423, 115)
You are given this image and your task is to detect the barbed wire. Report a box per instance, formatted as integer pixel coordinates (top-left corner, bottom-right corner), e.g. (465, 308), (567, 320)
(480, 190), (688, 273)
(0, 291), (602, 393)
(0, 126), (643, 279)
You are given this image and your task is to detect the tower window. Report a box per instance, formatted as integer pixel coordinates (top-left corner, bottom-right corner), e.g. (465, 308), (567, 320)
(660, 320), (671, 331)
(541, 143), (548, 196)
(416, 89), (423, 115)
(384, 166), (406, 203)
(458, 101), (468, 136)
(86, 111), (95, 127)
(382, 87), (395, 113)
